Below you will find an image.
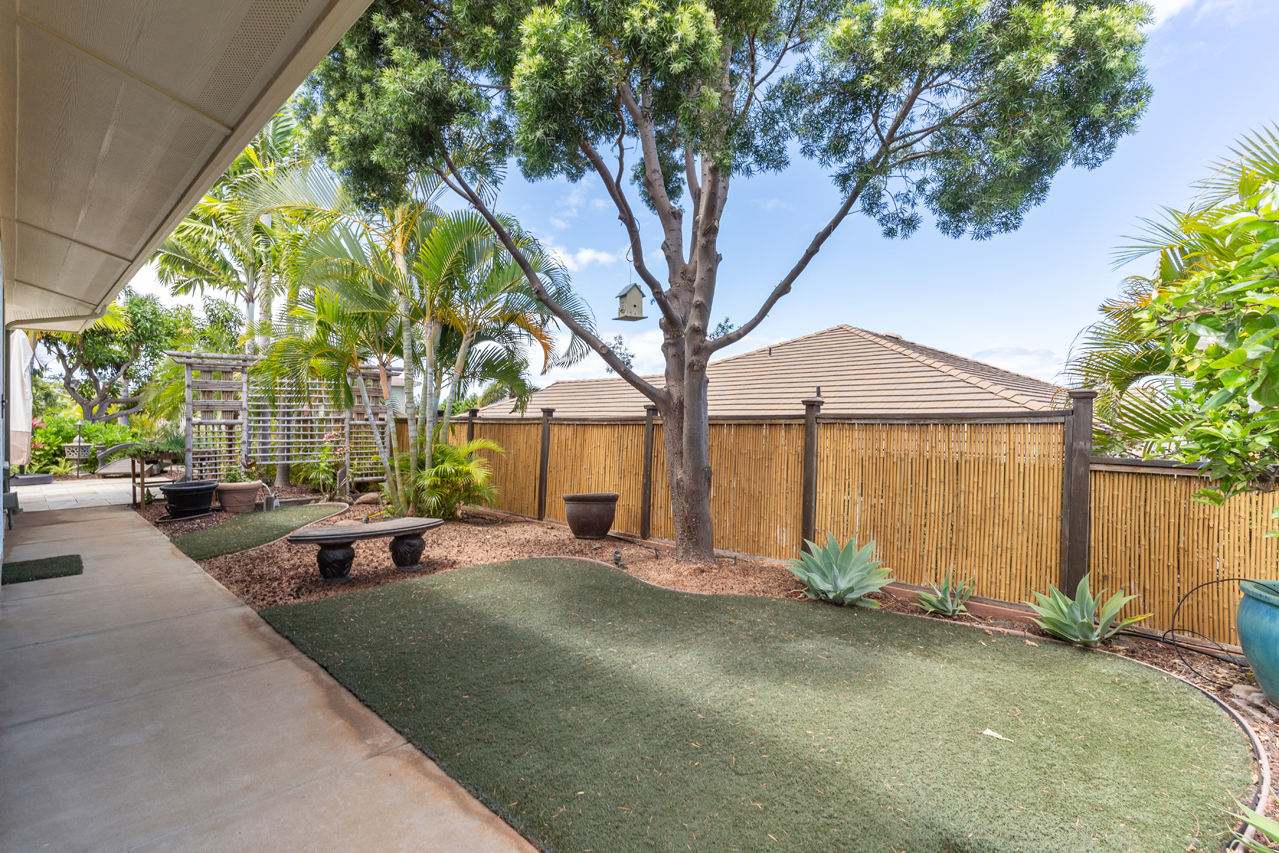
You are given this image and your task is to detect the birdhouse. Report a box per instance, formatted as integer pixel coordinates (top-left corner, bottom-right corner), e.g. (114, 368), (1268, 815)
(616, 283), (646, 321)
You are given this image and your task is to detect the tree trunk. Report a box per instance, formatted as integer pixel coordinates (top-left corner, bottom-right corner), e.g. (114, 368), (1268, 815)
(416, 321), (441, 446)
(438, 329), (473, 444)
(393, 224), (419, 489)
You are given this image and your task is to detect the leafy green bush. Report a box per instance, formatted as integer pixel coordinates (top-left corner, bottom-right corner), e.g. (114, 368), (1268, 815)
(787, 535), (892, 607)
(916, 570), (976, 617)
(29, 413), (137, 474)
(1024, 574), (1150, 648)
(416, 439), (503, 520)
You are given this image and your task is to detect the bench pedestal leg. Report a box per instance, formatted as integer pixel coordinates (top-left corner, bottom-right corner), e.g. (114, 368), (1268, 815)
(390, 534), (425, 571)
(317, 542), (355, 584)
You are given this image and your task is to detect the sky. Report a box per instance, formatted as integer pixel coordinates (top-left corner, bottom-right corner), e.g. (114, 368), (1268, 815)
(131, 0), (1279, 389)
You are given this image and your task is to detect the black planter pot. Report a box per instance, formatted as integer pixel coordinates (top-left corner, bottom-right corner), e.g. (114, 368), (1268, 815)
(563, 493), (619, 539)
(160, 480), (218, 519)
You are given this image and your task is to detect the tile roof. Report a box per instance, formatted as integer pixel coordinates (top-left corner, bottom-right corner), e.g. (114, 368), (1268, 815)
(477, 325), (1067, 419)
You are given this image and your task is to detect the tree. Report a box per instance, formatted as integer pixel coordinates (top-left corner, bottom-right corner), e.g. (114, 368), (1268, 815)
(303, 0), (1152, 561)
(603, 335), (635, 374)
(153, 110), (301, 353)
(1135, 127), (1279, 503)
(36, 288), (178, 422)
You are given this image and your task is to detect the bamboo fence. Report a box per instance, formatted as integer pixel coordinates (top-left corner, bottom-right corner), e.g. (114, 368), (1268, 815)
(421, 413), (1279, 646)
(1091, 468), (1279, 647)
(815, 421), (1063, 604)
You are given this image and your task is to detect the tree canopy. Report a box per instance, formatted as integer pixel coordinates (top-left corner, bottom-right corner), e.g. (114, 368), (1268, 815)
(297, 0), (1153, 558)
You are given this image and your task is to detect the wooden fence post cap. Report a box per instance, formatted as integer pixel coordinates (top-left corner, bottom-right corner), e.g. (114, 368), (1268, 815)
(802, 397), (825, 409)
(541, 407), (555, 417)
(1067, 389), (1098, 400)
(468, 408), (479, 418)
(644, 405), (658, 414)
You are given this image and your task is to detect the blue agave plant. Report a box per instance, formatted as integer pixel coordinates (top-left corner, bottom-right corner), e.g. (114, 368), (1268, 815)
(787, 535), (892, 607)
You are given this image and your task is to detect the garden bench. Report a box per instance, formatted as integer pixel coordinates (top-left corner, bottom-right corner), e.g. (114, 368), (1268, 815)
(287, 517), (443, 584)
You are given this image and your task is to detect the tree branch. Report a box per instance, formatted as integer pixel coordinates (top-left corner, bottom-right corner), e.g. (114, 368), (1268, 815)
(435, 149), (666, 405)
(578, 139), (684, 332)
(709, 82), (927, 354)
(619, 82), (686, 273)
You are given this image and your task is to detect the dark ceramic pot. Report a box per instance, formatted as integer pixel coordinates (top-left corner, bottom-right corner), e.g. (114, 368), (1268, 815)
(159, 480), (218, 519)
(1238, 580), (1279, 706)
(563, 493), (619, 539)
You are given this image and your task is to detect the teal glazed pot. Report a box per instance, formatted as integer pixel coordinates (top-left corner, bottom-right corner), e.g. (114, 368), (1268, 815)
(1237, 580), (1279, 706)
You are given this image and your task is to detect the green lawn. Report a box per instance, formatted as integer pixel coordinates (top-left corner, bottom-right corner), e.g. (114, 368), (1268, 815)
(2, 554), (83, 584)
(172, 504), (342, 560)
(263, 558), (1253, 853)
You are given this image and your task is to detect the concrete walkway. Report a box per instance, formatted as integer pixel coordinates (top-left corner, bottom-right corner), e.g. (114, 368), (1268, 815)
(10, 476), (138, 512)
(1, 505), (535, 853)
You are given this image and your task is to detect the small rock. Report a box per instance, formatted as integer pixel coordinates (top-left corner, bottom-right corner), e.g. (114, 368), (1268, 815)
(1109, 636), (1139, 650)
(354, 493), (381, 506)
(1230, 684), (1273, 710)
(332, 519), (363, 527)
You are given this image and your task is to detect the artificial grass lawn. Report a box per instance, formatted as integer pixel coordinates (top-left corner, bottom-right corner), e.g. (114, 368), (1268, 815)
(172, 504), (341, 560)
(2, 554), (83, 584)
(263, 559), (1254, 853)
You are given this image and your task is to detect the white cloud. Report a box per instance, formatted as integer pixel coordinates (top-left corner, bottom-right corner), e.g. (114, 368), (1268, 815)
(1148, 0), (1259, 26)
(969, 347), (1065, 384)
(753, 198), (790, 213)
(543, 239), (623, 271)
(549, 217), (570, 230)
(590, 198), (610, 212)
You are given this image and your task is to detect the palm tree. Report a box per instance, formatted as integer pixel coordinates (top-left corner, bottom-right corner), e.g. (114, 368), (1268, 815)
(1065, 125), (1279, 456)
(264, 288), (407, 511)
(152, 110), (300, 352)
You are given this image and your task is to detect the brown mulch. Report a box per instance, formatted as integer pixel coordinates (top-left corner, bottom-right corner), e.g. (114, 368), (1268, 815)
(182, 505), (801, 611)
(134, 483), (327, 537)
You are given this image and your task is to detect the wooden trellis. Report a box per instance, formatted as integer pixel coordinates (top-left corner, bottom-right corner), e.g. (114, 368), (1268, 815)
(170, 352), (395, 484)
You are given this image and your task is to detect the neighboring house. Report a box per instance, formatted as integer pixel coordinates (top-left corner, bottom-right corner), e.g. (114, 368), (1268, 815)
(476, 325), (1065, 418)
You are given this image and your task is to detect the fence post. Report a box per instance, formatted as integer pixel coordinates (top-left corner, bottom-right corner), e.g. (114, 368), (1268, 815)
(801, 395), (824, 553)
(641, 405), (658, 539)
(537, 407), (554, 521)
(1060, 389), (1097, 596)
(467, 408), (479, 443)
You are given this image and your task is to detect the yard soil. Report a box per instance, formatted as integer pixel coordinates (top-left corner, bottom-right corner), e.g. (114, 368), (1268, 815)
(135, 499), (1279, 826)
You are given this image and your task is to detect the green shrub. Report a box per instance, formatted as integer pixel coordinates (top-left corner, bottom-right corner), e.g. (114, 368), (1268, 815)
(29, 413), (137, 473)
(416, 439), (503, 520)
(916, 570), (976, 617)
(787, 535), (892, 607)
(1024, 573), (1150, 648)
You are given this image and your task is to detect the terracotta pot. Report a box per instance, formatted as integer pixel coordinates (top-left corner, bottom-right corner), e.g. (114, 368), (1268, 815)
(217, 480), (262, 514)
(563, 493), (618, 539)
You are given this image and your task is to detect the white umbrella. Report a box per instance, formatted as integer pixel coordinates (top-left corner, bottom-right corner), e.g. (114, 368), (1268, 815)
(9, 332), (34, 467)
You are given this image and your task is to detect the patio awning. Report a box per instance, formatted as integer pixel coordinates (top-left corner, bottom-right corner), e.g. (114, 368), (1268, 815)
(0, 0), (373, 332)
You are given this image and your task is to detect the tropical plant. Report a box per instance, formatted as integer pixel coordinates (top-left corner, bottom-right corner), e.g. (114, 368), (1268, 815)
(292, 442), (344, 499)
(153, 110), (301, 352)
(1234, 805), (1279, 852)
(416, 438), (502, 520)
(304, 0), (1152, 562)
(29, 414), (137, 474)
(47, 458), (76, 477)
(788, 535), (892, 608)
(1134, 127), (1279, 503)
(915, 571), (976, 617)
(1024, 574), (1150, 648)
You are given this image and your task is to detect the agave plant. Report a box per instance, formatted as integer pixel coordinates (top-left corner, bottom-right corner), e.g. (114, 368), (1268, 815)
(1024, 573), (1150, 648)
(788, 535), (892, 607)
(916, 570), (976, 617)
(1235, 805), (1279, 852)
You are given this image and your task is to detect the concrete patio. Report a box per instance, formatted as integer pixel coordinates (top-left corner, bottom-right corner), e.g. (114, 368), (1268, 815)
(0, 505), (534, 852)
(9, 476), (139, 512)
